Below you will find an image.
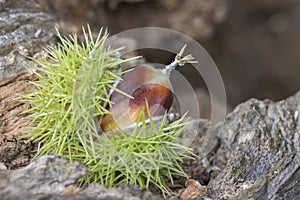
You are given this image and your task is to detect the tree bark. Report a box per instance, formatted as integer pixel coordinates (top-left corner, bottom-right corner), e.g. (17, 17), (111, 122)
(0, 0), (56, 168)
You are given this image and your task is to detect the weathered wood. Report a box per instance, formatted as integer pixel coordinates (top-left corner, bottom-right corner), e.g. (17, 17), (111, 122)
(208, 91), (300, 199)
(0, 155), (161, 200)
(0, 0), (55, 85)
(0, 0), (56, 168)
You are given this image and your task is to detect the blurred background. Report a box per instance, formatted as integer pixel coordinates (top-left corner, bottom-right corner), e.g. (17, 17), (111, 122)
(39, 0), (300, 108)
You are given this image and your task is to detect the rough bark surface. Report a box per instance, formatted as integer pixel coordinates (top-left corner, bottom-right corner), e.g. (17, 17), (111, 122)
(0, 155), (161, 200)
(207, 92), (300, 199)
(0, 0), (56, 169)
(0, 0), (55, 85)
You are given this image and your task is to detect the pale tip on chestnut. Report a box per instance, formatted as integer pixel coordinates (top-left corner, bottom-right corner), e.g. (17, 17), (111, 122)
(162, 44), (198, 76)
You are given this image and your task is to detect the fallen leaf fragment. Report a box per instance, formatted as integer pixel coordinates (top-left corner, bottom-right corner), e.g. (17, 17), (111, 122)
(180, 179), (207, 200)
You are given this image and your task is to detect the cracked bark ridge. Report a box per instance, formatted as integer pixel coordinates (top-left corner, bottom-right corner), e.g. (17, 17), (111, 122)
(208, 91), (300, 199)
(0, 155), (161, 200)
(0, 0), (56, 86)
(0, 0), (56, 169)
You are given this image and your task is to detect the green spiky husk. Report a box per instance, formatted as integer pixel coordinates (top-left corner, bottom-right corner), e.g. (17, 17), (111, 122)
(22, 26), (195, 196)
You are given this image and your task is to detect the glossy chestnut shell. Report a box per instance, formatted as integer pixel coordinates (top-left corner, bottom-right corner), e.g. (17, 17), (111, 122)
(101, 65), (173, 132)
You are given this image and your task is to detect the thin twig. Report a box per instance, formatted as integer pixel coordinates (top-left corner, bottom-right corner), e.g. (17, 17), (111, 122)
(162, 44), (198, 75)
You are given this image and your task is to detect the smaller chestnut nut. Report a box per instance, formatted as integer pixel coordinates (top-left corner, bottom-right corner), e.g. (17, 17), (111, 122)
(100, 45), (196, 132)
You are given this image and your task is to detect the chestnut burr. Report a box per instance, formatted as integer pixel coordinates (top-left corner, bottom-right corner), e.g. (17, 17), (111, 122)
(100, 45), (196, 132)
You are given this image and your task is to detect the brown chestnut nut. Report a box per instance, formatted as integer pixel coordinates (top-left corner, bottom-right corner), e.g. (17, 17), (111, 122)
(100, 45), (196, 132)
